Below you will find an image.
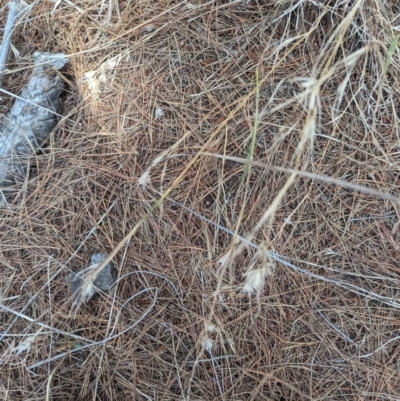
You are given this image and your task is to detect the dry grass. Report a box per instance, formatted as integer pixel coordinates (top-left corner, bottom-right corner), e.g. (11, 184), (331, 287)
(1, 0), (400, 399)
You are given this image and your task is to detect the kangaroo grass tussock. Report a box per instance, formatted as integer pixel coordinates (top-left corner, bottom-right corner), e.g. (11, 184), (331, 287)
(1, 0), (400, 399)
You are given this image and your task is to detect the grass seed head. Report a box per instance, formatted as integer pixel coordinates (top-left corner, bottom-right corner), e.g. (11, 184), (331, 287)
(242, 264), (274, 296)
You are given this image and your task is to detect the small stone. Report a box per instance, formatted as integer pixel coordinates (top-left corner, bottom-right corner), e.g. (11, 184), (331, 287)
(89, 253), (117, 292)
(67, 253), (117, 299)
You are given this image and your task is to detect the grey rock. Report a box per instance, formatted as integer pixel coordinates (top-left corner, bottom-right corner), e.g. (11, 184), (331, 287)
(67, 253), (117, 299)
(89, 252), (118, 292)
(0, 51), (67, 204)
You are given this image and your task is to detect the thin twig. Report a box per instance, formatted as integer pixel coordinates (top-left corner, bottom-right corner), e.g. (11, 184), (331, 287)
(0, 2), (19, 88)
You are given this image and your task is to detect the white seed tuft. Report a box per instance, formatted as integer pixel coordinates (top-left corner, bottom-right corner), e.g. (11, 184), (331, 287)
(202, 335), (214, 353)
(144, 24), (155, 33)
(13, 334), (37, 356)
(154, 107), (164, 119)
(138, 170), (151, 187)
